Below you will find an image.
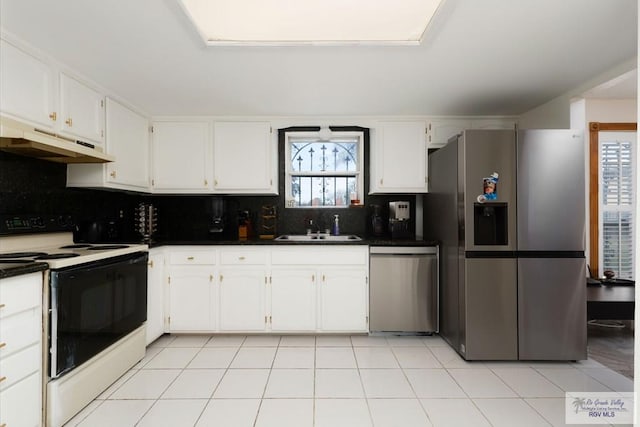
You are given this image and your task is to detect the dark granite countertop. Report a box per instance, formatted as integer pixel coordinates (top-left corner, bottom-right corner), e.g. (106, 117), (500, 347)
(0, 261), (48, 279)
(149, 238), (438, 248)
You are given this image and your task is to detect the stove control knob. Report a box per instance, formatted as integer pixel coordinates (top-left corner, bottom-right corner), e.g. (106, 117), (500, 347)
(31, 217), (45, 228)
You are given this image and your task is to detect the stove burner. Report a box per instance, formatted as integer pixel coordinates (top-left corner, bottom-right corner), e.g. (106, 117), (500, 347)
(0, 251), (48, 258)
(60, 244), (94, 249)
(86, 245), (129, 250)
(34, 253), (81, 260)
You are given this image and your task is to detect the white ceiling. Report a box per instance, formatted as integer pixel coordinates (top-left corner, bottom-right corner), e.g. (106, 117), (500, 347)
(0, 0), (637, 117)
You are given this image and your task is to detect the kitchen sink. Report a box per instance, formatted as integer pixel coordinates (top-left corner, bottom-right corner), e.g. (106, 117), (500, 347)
(275, 234), (362, 242)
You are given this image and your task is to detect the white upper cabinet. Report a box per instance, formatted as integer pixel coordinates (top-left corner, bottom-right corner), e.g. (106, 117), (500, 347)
(370, 120), (428, 193)
(427, 118), (517, 149)
(0, 39), (106, 146)
(67, 98), (150, 191)
(469, 118), (516, 130)
(59, 72), (105, 144)
(426, 118), (470, 149)
(151, 121), (211, 192)
(213, 121), (276, 194)
(0, 39), (56, 129)
(104, 98), (150, 189)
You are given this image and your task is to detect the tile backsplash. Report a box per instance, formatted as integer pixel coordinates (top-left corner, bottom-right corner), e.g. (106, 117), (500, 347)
(0, 141), (418, 242)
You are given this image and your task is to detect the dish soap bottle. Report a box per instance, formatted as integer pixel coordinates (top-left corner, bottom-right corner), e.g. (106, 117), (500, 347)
(332, 214), (340, 236)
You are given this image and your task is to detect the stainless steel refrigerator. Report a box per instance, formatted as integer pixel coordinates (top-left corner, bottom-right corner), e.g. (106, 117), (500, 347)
(425, 129), (586, 360)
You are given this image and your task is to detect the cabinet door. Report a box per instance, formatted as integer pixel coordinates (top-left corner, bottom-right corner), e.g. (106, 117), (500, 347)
(146, 250), (165, 345)
(270, 269), (316, 331)
(152, 121), (211, 191)
(319, 269), (368, 332)
(470, 118), (517, 130)
(213, 122), (275, 193)
(372, 121), (428, 193)
(0, 39), (55, 128)
(59, 73), (105, 144)
(426, 119), (470, 149)
(219, 268), (267, 331)
(105, 98), (150, 190)
(168, 266), (214, 331)
(0, 371), (42, 427)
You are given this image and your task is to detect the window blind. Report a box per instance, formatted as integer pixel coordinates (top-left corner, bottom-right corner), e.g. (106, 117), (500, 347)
(599, 131), (636, 279)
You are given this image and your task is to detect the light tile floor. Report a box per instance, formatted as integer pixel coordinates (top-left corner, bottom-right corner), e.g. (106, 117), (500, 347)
(64, 334), (634, 427)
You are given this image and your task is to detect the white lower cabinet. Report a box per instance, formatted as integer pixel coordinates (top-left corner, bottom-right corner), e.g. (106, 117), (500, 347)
(146, 248), (165, 345)
(166, 248), (217, 332)
(319, 269), (368, 332)
(219, 268), (267, 331)
(0, 371), (42, 427)
(168, 266), (216, 332)
(270, 269), (316, 331)
(0, 272), (43, 427)
(163, 245), (368, 333)
(271, 246), (369, 333)
(218, 247), (269, 331)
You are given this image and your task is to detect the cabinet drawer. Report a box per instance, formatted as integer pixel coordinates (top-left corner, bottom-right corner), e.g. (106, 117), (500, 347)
(0, 371), (42, 427)
(220, 249), (268, 265)
(272, 248), (367, 265)
(0, 343), (40, 392)
(169, 251), (216, 265)
(0, 273), (41, 319)
(0, 307), (41, 358)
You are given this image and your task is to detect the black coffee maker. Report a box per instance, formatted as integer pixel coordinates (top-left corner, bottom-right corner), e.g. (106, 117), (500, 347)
(389, 201), (411, 239)
(209, 198), (225, 234)
(370, 205), (385, 237)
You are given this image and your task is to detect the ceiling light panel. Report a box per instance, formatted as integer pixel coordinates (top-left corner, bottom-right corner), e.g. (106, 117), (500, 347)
(178, 0), (443, 45)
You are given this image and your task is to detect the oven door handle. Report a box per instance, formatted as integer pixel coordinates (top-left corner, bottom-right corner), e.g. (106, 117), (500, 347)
(49, 304), (58, 379)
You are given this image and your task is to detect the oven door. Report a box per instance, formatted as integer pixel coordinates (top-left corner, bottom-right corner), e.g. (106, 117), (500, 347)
(49, 251), (148, 378)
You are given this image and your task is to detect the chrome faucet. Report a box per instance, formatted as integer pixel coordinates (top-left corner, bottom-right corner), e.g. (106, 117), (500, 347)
(306, 218), (329, 237)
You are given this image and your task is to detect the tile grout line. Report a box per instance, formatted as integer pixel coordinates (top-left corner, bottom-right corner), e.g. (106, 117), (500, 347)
(351, 337), (375, 427)
(392, 341), (439, 425)
(136, 335), (210, 426)
(313, 336), (317, 427)
(252, 335), (281, 427)
(190, 334), (246, 427)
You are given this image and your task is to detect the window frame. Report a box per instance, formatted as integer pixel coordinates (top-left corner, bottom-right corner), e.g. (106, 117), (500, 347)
(588, 122), (637, 278)
(284, 130), (364, 208)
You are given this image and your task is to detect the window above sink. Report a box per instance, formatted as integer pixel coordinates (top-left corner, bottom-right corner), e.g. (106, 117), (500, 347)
(284, 129), (364, 209)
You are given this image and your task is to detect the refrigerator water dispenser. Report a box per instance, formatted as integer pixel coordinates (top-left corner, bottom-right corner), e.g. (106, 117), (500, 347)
(473, 202), (508, 245)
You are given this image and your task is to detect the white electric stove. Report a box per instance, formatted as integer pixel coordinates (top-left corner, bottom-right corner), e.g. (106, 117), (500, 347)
(0, 232), (147, 269)
(0, 215), (149, 427)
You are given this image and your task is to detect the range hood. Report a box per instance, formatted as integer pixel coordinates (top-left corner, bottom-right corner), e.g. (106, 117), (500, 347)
(0, 117), (114, 163)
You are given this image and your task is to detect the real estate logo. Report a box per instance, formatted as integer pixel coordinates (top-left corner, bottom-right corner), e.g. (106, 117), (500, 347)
(565, 392), (634, 424)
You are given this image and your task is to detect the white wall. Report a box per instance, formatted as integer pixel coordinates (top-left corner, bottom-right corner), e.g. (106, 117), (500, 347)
(519, 95), (573, 129)
(521, 93), (638, 129)
(585, 98), (637, 122)
(519, 58), (636, 129)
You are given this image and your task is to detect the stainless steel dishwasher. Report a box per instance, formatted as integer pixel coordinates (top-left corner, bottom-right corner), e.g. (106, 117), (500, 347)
(369, 246), (438, 333)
